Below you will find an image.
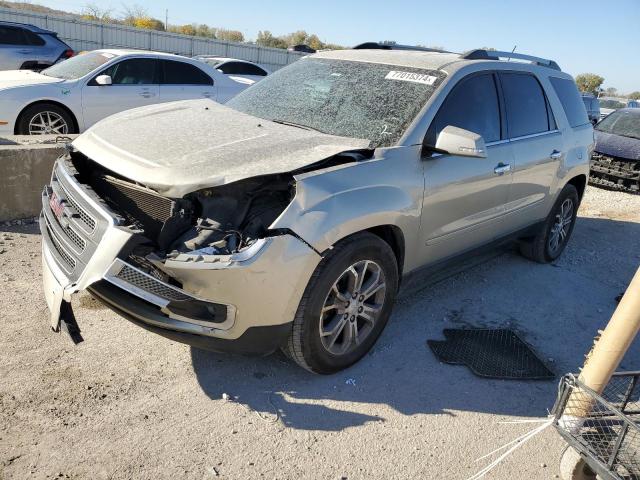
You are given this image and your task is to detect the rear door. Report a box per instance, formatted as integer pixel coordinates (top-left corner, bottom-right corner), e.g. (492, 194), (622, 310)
(420, 72), (515, 264)
(159, 59), (216, 102)
(0, 26), (41, 70)
(498, 72), (563, 232)
(81, 57), (160, 128)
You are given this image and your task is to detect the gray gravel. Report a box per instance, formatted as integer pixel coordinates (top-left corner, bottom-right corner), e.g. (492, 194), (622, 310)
(1, 185), (639, 480)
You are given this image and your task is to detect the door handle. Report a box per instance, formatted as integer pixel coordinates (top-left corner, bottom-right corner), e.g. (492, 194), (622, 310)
(202, 92), (213, 98)
(550, 150), (563, 159)
(18, 49), (32, 54)
(139, 92), (154, 98)
(494, 163), (512, 175)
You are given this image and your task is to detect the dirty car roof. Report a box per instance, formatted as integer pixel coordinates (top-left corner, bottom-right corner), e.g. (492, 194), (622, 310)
(311, 49), (462, 71)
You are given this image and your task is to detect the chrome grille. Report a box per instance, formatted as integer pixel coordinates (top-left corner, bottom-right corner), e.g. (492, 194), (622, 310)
(41, 158), (111, 281)
(115, 264), (191, 302)
(60, 184), (96, 232)
(45, 220), (76, 270)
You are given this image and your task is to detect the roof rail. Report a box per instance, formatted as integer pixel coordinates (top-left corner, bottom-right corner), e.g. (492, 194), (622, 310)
(460, 49), (561, 71)
(353, 42), (452, 54)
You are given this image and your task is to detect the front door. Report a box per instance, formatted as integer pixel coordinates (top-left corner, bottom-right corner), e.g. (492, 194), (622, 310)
(81, 57), (159, 129)
(419, 72), (514, 265)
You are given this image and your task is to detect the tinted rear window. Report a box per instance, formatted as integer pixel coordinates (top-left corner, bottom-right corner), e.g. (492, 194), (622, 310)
(0, 26), (28, 45)
(550, 77), (590, 128)
(500, 73), (552, 138)
(161, 60), (213, 85)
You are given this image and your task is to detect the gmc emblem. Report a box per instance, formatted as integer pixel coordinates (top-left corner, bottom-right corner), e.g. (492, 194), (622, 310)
(49, 192), (66, 220)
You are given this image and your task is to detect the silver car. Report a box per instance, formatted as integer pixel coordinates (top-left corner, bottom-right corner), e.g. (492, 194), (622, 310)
(40, 48), (593, 373)
(0, 21), (73, 71)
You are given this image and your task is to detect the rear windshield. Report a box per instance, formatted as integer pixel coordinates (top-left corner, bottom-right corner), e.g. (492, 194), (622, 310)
(226, 57), (446, 148)
(549, 77), (589, 127)
(42, 51), (118, 80)
(596, 110), (640, 140)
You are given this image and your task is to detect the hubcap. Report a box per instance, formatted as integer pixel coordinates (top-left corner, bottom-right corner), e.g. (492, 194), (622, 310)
(548, 198), (574, 254)
(28, 111), (69, 135)
(318, 260), (386, 356)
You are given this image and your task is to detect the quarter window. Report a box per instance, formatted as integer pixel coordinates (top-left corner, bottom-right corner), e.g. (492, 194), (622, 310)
(425, 73), (501, 146)
(500, 73), (553, 138)
(161, 60), (213, 85)
(550, 77), (590, 128)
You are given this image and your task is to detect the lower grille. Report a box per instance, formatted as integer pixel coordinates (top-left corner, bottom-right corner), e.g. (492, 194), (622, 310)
(590, 151), (640, 193)
(115, 263), (191, 302)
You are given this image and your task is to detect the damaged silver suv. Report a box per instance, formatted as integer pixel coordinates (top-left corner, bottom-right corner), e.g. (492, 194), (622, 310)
(41, 48), (593, 373)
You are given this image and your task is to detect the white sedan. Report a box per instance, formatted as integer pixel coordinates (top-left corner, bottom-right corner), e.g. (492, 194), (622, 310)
(194, 56), (270, 85)
(0, 49), (251, 135)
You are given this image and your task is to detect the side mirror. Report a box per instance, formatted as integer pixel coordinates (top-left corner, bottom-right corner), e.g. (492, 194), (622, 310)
(434, 126), (487, 158)
(95, 74), (112, 86)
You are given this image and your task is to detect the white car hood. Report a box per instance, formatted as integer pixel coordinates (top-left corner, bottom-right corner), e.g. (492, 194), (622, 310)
(0, 70), (63, 89)
(73, 99), (371, 198)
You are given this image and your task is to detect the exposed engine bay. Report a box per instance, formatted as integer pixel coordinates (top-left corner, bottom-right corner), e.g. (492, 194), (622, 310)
(69, 149), (371, 273)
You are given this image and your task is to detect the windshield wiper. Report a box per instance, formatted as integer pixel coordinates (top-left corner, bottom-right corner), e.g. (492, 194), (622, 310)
(271, 119), (323, 133)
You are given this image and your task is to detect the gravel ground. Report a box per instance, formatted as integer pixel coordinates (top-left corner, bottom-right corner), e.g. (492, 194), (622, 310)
(1, 186), (639, 480)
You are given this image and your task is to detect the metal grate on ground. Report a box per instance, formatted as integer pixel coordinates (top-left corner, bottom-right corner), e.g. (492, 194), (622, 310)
(427, 328), (555, 380)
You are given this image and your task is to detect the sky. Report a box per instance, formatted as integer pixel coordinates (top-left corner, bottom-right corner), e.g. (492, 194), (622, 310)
(34, 0), (640, 92)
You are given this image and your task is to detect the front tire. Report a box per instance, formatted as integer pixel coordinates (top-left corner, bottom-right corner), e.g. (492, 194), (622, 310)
(283, 232), (399, 374)
(17, 103), (76, 135)
(519, 184), (579, 263)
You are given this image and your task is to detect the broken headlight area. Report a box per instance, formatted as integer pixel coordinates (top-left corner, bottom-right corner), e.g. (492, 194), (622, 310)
(69, 151), (295, 276)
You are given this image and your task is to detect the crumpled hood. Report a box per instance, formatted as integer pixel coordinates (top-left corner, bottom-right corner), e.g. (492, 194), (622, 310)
(594, 130), (640, 161)
(0, 70), (63, 90)
(73, 99), (371, 198)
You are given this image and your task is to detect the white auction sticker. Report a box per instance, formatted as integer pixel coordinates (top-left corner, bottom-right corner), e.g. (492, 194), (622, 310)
(385, 71), (437, 85)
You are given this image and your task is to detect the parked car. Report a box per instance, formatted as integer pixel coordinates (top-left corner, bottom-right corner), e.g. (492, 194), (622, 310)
(40, 48), (592, 373)
(0, 21), (73, 71)
(590, 108), (640, 193)
(194, 56), (270, 84)
(0, 49), (250, 135)
(581, 93), (600, 125)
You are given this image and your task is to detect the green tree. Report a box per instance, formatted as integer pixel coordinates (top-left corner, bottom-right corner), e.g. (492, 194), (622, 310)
(256, 31), (287, 49)
(604, 87), (618, 97)
(575, 73), (605, 95)
(629, 91), (640, 100)
(216, 29), (244, 42)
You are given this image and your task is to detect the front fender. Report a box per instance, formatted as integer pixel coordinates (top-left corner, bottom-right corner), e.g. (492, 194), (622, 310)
(272, 146), (424, 264)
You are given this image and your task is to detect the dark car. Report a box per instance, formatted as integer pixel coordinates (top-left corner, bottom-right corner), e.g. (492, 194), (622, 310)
(590, 108), (640, 193)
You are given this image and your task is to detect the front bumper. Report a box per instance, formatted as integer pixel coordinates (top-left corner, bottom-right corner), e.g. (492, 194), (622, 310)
(40, 157), (322, 351)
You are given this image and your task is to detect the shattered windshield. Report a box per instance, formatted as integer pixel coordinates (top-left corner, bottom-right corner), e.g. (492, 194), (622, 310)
(596, 110), (640, 140)
(42, 51), (119, 80)
(226, 57), (446, 147)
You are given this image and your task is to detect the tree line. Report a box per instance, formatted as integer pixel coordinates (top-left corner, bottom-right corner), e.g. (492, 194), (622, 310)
(575, 73), (639, 100)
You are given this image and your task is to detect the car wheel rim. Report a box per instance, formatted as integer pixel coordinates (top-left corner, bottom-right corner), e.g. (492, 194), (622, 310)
(548, 198), (574, 254)
(28, 111), (69, 135)
(318, 260), (386, 356)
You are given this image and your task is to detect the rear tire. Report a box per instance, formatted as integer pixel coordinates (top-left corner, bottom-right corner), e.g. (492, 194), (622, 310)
(283, 232), (399, 374)
(16, 103), (76, 135)
(519, 184), (579, 263)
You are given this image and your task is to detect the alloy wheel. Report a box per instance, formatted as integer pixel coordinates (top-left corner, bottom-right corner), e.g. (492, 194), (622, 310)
(318, 260), (387, 356)
(548, 198), (574, 254)
(28, 111), (69, 135)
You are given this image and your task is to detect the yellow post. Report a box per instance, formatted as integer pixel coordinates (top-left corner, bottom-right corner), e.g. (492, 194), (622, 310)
(564, 266), (640, 419)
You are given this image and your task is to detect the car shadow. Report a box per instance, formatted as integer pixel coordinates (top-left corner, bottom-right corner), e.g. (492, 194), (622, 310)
(192, 216), (640, 431)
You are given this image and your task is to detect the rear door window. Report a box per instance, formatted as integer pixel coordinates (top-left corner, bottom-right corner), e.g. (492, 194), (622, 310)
(160, 60), (213, 85)
(550, 77), (590, 127)
(425, 73), (501, 146)
(500, 73), (553, 138)
(0, 26), (29, 45)
(218, 61), (266, 76)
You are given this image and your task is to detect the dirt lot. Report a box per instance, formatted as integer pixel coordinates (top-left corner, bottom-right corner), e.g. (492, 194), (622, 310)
(1, 186), (639, 480)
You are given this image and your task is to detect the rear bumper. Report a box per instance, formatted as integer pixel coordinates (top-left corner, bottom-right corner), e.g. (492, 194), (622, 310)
(88, 280), (292, 355)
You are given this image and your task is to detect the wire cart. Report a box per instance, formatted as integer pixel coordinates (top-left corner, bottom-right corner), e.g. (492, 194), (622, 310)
(552, 372), (640, 480)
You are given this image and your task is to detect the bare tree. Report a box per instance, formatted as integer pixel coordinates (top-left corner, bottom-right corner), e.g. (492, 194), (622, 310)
(81, 3), (113, 21)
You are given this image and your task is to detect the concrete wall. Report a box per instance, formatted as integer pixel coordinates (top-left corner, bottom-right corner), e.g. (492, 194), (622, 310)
(0, 136), (77, 222)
